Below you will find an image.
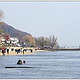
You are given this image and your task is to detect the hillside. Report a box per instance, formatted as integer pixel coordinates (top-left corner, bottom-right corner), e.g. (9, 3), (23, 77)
(0, 22), (32, 42)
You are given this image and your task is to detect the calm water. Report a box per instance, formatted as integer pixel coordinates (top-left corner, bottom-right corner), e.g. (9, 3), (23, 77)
(0, 51), (80, 79)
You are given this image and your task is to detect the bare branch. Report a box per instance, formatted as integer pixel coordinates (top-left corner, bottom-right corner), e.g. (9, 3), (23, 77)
(0, 8), (4, 22)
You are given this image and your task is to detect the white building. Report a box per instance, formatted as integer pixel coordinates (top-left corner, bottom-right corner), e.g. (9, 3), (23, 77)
(10, 37), (19, 45)
(1, 36), (20, 47)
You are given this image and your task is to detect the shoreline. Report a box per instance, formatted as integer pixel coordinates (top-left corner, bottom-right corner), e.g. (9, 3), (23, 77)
(0, 47), (46, 56)
(1, 47), (80, 56)
(0, 51), (34, 56)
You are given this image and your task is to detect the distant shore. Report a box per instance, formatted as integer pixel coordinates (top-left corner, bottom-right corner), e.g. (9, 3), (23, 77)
(48, 48), (80, 51)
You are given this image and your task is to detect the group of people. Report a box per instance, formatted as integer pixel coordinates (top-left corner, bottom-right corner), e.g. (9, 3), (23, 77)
(1, 47), (9, 56)
(14, 48), (33, 54)
(1, 47), (33, 56)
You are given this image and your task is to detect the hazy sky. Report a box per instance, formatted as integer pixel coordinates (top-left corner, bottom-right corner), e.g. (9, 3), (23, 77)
(0, 2), (80, 47)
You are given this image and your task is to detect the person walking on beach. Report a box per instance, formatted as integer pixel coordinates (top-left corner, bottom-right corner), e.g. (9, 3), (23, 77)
(1, 45), (5, 56)
(2, 48), (5, 56)
(4, 47), (6, 53)
(23, 49), (25, 54)
(7, 48), (9, 55)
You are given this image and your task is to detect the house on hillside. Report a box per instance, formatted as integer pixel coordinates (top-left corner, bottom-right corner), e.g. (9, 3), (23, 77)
(1, 35), (20, 47)
(10, 37), (20, 47)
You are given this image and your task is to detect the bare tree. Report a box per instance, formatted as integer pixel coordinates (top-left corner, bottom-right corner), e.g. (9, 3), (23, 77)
(34, 35), (59, 49)
(36, 36), (49, 49)
(0, 9), (4, 47)
(0, 28), (3, 35)
(23, 35), (35, 47)
(34, 37), (39, 47)
(38, 36), (45, 49)
(0, 8), (4, 22)
(49, 35), (57, 49)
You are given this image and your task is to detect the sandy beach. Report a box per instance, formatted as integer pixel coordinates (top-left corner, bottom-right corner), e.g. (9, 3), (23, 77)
(0, 50), (34, 56)
(0, 47), (35, 56)
(0, 47), (45, 56)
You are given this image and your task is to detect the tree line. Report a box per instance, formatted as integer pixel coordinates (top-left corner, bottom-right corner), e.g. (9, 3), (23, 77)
(23, 35), (60, 49)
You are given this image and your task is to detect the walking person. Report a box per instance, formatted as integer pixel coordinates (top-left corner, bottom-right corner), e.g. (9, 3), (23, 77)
(7, 48), (9, 55)
(23, 49), (25, 54)
(4, 47), (6, 53)
(1, 45), (5, 56)
(2, 48), (5, 56)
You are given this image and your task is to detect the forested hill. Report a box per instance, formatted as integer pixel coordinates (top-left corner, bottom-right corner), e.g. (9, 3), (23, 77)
(0, 22), (32, 41)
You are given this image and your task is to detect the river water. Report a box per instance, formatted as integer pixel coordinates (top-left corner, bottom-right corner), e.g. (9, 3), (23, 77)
(0, 51), (80, 79)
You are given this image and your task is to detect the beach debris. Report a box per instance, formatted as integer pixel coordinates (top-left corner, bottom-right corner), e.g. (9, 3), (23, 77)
(17, 60), (22, 65)
(5, 67), (35, 68)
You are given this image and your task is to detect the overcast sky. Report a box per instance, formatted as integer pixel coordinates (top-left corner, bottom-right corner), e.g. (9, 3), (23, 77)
(0, 2), (80, 47)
